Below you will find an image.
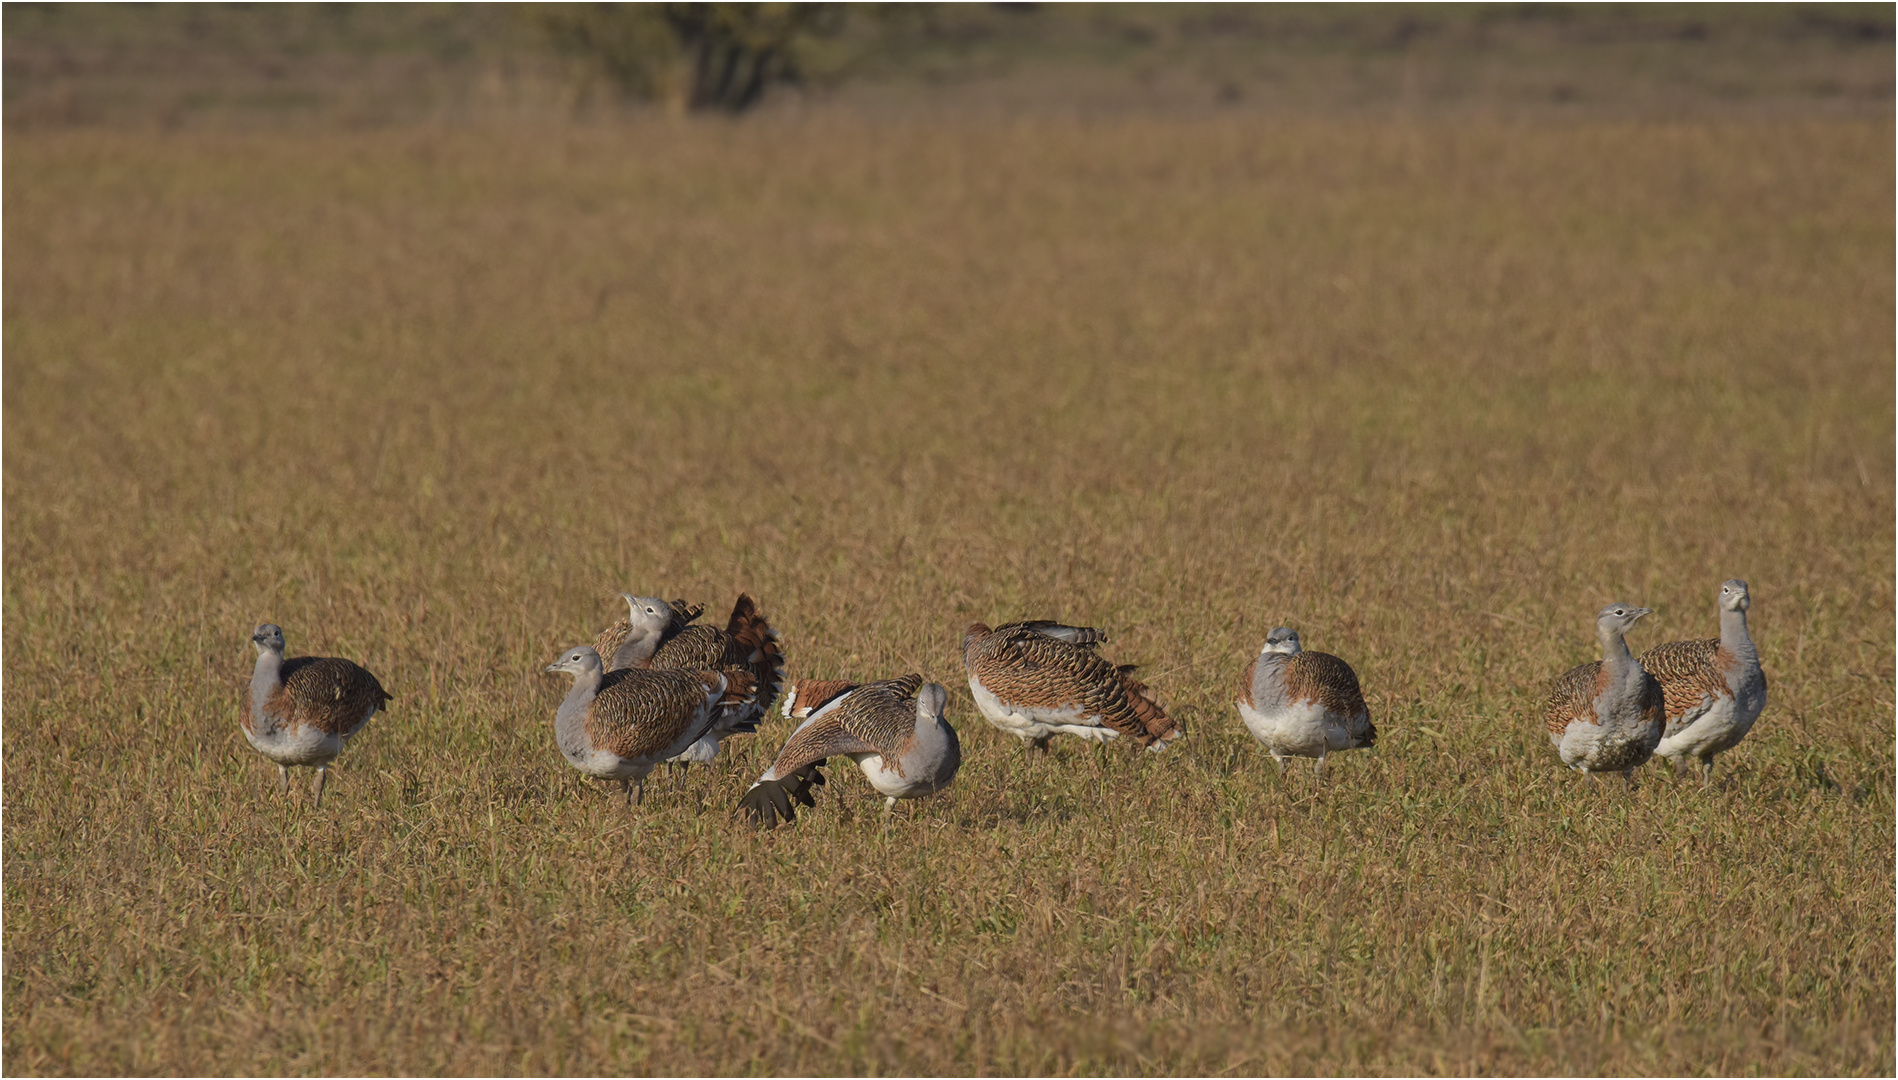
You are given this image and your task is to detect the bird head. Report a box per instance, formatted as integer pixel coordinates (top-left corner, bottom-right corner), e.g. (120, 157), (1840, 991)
(1260, 627), (1303, 656)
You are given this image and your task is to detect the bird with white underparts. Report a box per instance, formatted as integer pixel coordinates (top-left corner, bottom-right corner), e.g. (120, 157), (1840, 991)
(543, 645), (756, 806)
(1544, 602), (1666, 783)
(241, 623), (391, 808)
(1236, 627), (1375, 781)
(962, 620), (1182, 755)
(1640, 579), (1769, 783)
(737, 674), (961, 827)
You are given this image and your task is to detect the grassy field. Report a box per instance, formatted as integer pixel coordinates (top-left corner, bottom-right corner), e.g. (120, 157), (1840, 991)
(4, 67), (1894, 1077)
(6, 3), (1894, 125)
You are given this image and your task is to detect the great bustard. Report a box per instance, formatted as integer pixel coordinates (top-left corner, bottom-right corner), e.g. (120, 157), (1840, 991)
(1641, 579), (1769, 782)
(962, 620), (1181, 753)
(241, 623), (391, 807)
(1544, 603), (1666, 781)
(736, 675), (961, 827)
(594, 592), (783, 766)
(542, 645), (756, 805)
(1236, 627), (1375, 780)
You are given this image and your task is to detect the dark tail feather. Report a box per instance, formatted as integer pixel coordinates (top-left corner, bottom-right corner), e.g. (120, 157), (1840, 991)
(1116, 665), (1181, 747)
(726, 594), (785, 715)
(735, 763), (826, 829)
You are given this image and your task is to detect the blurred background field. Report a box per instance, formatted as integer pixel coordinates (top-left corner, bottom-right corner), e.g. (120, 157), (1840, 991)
(4, 4), (1893, 1075)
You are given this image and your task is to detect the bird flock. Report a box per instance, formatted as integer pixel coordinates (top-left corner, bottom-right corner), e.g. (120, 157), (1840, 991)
(239, 578), (1768, 818)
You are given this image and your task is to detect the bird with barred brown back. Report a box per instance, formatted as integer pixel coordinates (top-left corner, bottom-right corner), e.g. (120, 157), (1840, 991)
(962, 620), (1182, 756)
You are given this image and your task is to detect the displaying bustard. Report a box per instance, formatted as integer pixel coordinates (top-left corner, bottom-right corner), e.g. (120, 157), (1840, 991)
(1236, 627), (1375, 780)
(542, 645), (756, 805)
(1641, 579), (1768, 782)
(736, 675), (961, 827)
(593, 592), (783, 766)
(241, 623), (391, 808)
(1544, 603), (1666, 781)
(962, 620), (1182, 753)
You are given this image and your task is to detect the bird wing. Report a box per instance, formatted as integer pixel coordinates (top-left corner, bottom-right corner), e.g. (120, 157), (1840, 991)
(1545, 660), (1605, 736)
(1237, 653), (1259, 709)
(765, 675), (925, 777)
(650, 625), (727, 670)
(970, 625), (1175, 746)
(587, 668), (752, 762)
(649, 596), (783, 716)
(592, 620), (633, 670)
(995, 620), (1108, 647)
(782, 678), (860, 719)
(1283, 651), (1368, 717)
(667, 598), (705, 627)
(1639, 638), (1729, 733)
(276, 657), (391, 737)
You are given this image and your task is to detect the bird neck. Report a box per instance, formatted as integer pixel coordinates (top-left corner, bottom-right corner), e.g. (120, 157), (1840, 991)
(1250, 651), (1295, 705)
(554, 669), (602, 763)
(909, 704), (948, 762)
(1596, 626), (1636, 672)
(1719, 606), (1757, 666)
(610, 626), (662, 670)
(249, 650), (284, 732)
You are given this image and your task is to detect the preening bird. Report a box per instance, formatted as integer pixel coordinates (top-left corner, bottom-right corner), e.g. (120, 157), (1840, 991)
(737, 675), (961, 827)
(241, 623), (391, 808)
(1236, 627), (1375, 779)
(594, 592), (783, 766)
(962, 620), (1181, 753)
(1544, 603), (1666, 780)
(543, 645), (756, 805)
(1641, 579), (1768, 782)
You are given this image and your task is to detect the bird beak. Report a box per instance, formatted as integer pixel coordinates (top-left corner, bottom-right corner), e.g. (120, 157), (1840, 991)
(1632, 608), (1653, 621)
(543, 663), (561, 673)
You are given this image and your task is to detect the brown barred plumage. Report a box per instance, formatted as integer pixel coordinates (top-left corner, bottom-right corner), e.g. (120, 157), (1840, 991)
(767, 675), (928, 778)
(242, 656), (392, 739)
(964, 621), (1179, 747)
(780, 678), (861, 719)
(1277, 651), (1368, 719)
(598, 593), (783, 719)
(584, 667), (757, 763)
(739, 675), (958, 828)
(1639, 637), (1755, 729)
(1544, 661), (1611, 736)
(592, 598), (702, 671)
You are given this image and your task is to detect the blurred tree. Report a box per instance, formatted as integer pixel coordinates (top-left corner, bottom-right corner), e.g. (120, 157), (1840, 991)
(528, 2), (849, 112)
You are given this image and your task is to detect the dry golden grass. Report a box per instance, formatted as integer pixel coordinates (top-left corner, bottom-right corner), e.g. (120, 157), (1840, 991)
(4, 109), (1892, 1074)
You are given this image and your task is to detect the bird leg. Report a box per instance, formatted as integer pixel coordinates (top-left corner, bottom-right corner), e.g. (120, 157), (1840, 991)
(883, 796), (897, 816)
(312, 765), (328, 809)
(277, 763), (290, 797)
(1024, 736), (1049, 779)
(1621, 768), (1636, 790)
(637, 778), (646, 806)
(1272, 755), (1290, 779)
(618, 778), (633, 806)
(1701, 758), (1715, 786)
(1314, 755), (1328, 785)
